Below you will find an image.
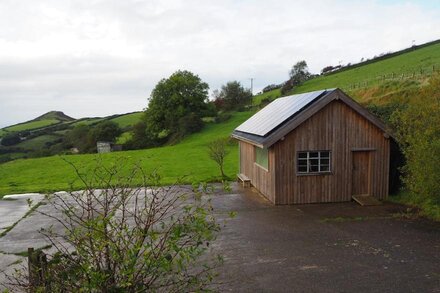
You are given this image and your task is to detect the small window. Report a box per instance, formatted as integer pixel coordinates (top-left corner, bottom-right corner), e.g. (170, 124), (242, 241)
(255, 146), (268, 170)
(297, 151), (331, 174)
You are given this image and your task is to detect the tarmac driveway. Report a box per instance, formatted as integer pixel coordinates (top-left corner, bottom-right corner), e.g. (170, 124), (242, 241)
(211, 186), (440, 292)
(0, 184), (439, 292)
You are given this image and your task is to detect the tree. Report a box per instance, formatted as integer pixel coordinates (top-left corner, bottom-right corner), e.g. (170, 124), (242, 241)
(0, 132), (21, 146)
(5, 159), (222, 291)
(145, 70), (209, 143)
(289, 60), (311, 86)
(90, 120), (122, 143)
(63, 121), (122, 153)
(208, 138), (230, 178)
(63, 124), (92, 152)
(214, 81), (252, 111)
(321, 65), (335, 75)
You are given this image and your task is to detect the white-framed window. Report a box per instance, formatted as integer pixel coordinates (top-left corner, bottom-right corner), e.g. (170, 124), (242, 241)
(297, 151), (331, 174)
(255, 146), (268, 170)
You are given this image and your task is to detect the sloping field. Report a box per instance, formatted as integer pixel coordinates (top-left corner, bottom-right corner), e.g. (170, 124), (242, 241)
(253, 41), (440, 104)
(3, 119), (59, 133)
(110, 112), (144, 128)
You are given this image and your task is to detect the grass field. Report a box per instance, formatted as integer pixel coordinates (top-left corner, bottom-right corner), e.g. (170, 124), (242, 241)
(253, 88), (281, 105)
(110, 112), (144, 129)
(3, 119), (59, 133)
(0, 111), (253, 197)
(116, 131), (133, 144)
(70, 117), (104, 126)
(16, 135), (60, 151)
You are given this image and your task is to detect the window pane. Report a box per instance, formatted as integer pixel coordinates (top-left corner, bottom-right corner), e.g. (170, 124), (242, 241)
(320, 151), (330, 159)
(255, 147), (268, 169)
(309, 165), (319, 172)
(320, 159), (329, 165)
(298, 166), (308, 173)
(320, 165), (329, 172)
(309, 152), (319, 158)
(310, 158), (319, 165)
(298, 152), (307, 159)
(298, 159), (307, 167)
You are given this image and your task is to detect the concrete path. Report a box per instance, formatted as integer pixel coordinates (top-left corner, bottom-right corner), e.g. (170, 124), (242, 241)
(0, 194), (42, 234)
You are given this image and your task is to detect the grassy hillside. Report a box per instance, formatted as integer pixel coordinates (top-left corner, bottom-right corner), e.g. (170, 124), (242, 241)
(15, 134), (61, 151)
(70, 117), (104, 126)
(110, 112), (143, 129)
(254, 41), (440, 104)
(0, 111), (253, 196)
(294, 41), (440, 93)
(3, 119), (59, 133)
(0, 111), (75, 139)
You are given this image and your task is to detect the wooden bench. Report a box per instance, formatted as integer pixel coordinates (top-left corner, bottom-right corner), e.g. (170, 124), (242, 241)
(237, 173), (251, 188)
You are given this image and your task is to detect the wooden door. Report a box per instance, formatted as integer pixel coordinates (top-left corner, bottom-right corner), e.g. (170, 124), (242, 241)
(352, 151), (371, 196)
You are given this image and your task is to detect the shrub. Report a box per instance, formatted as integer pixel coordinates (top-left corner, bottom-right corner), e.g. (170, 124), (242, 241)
(391, 74), (440, 209)
(208, 138), (231, 178)
(5, 159), (222, 291)
(1, 132), (21, 146)
(262, 84), (281, 93)
(214, 81), (252, 111)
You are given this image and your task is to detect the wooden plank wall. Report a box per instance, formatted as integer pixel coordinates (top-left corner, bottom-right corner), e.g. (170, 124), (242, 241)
(239, 141), (276, 203)
(273, 100), (390, 204)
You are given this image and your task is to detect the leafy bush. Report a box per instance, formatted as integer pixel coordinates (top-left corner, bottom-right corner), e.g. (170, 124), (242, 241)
(5, 159), (222, 291)
(262, 84), (281, 93)
(391, 74), (440, 212)
(215, 112), (232, 123)
(213, 81), (252, 111)
(1, 132), (21, 146)
(280, 79), (295, 95)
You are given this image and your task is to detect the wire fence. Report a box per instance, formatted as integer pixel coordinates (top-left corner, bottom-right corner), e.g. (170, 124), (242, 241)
(346, 64), (439, 90)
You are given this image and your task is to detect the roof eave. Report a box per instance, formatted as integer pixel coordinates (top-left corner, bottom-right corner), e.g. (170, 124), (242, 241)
(231, 132), (264, 148)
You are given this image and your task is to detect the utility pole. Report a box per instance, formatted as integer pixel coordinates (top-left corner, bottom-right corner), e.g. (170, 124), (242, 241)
(249, 78), (254, 96)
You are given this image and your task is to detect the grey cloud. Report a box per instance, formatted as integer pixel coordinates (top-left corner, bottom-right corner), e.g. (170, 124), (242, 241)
(0, 0), (440, 127)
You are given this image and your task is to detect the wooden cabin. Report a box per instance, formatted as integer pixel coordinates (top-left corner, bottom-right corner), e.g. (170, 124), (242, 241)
(232, 88), (392, 204)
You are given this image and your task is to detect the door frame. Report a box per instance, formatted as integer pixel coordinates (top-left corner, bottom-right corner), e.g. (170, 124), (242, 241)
(351, 150), (374, 196)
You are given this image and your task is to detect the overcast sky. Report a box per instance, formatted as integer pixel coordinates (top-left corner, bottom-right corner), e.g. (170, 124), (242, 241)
(1, 0), (439, 127)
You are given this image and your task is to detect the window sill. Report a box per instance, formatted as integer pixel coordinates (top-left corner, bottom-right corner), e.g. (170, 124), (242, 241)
(254, 163), (269, 172)
(297, 172), (333, 177)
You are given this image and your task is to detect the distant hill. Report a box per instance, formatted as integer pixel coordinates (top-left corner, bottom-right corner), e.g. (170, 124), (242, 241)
(0, 110), (145, 163)
(34, 111), (75, 122)
(0, 111), (75, 136)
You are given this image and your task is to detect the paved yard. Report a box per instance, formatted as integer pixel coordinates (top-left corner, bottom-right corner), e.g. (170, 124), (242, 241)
(0, 184), (439, 292)
(211, 186), (440, 292)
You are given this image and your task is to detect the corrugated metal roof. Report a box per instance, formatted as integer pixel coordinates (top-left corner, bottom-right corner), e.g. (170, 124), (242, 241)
(235, 89), (331, 136)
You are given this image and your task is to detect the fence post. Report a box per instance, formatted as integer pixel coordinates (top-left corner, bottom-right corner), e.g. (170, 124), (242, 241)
(28, 247), (48, 292)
